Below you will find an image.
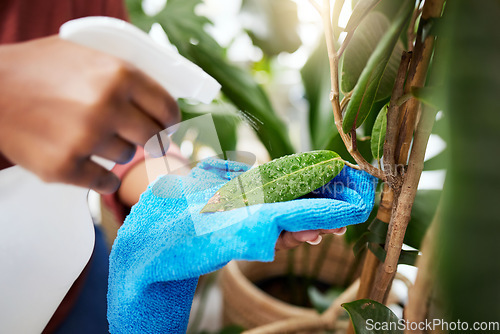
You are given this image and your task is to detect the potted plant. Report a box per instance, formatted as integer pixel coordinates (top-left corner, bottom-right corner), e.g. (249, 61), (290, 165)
(125, 0), (500, 333)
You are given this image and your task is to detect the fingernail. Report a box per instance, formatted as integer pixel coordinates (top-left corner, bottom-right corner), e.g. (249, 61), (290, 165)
(334, 227), (347, 235)
(307, 235), (323, 245)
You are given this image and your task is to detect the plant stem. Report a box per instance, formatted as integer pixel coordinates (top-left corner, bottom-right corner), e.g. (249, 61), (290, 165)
(343, 160), (361, 170)
(383, 51), (412, 185)
(346, 184), (393, 334)
(370, 0), (445, 303)
(406, 3), (423, 51)
(308, 0), (321, 14)
(320, 0), (386, 182)
(371, 103), (438, 302)
(331, 0), (346, 42)
(394, 0), (444, 165)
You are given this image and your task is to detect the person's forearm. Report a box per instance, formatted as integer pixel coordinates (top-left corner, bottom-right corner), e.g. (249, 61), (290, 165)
(118, 155), (191, 208)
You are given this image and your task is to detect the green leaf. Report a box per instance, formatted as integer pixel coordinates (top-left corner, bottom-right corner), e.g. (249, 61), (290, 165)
(353, 231), (385, 258)
(411, 86), (445, 110)
(398, 250), (420, 266)
(344, 0), (381, 34)
(198, 325), (244, 334)
(423, 149), (447, 170)
(125, 0), (156, 31)
(301, 40), (335, 150)
(308, 285), (344, 313)
(342, 299), (403, 334)
(362, 97), (390, 138)
(370, 104), (388, 160)
(241, 0), (301, 56)
(219, 326), (245, 334)
(368, 243), (387, 262)
(341, 12), (405, 101)
(405, 189), (441, 249)
(138, 0), (295, 158)
(201, 151), (344, 213)
(342, 0), (413, 133)
(341, 12), (389, 95)
(373, 0), (411, 22)
(377, 41), (405, 100)
(188, 45), (294, 158)
(177, 100), (240, 153)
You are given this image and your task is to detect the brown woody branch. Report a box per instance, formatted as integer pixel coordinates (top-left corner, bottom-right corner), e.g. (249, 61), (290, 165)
(371, 102), (438, 302)
(370, 0), (445, 303)
(383, 51), (412, 186)
(394, 0), (443, 165)
(346, 184), (394, 334)
(407, 3), (423, 51)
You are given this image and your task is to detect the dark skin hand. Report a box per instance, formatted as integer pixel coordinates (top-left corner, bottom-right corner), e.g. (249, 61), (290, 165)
(0, 35), (344, 250)
(0, 36), (179, 194)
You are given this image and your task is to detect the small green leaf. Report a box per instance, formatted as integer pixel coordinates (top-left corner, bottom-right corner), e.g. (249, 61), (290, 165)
(370, 104), (388, 160)
(342, 0), (413, 133)
(200, 151), (344, 213)
(342, 299), (403, 334)
(308, 285), (344, 313)
(398, 250), (420, 266)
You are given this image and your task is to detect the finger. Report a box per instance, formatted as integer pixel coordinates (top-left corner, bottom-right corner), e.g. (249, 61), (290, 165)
(291, 230), (322, 243)
(129, 69), (180, 128)
(116, 103), (163, 146)
(275, 230), (320, 250)
(93, 135), (137, 164)
(69, 159), (121, 194)
(275, 231), (301, 250)
(319, 227), (347, 235)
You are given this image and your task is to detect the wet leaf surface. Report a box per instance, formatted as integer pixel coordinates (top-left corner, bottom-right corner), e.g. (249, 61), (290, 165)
(200, 151), (344, 213)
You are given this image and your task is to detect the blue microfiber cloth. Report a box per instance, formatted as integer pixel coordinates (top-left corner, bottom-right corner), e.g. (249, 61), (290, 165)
(108, 158), (376, 333)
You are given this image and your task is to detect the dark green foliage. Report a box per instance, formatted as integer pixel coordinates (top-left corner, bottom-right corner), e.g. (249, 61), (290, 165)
(342, 299), (402, 334)
(126, 0), (294, 158)
(342, 0), (413, 133)
(439, 0), (500, 327)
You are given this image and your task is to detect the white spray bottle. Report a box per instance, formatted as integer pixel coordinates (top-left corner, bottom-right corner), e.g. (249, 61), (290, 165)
(0, 17), (220, 333)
